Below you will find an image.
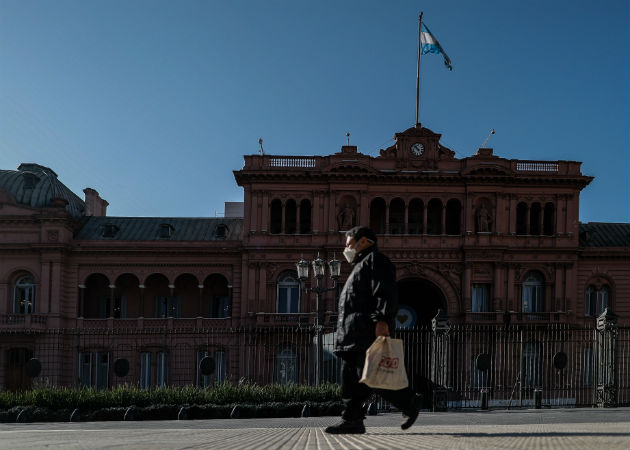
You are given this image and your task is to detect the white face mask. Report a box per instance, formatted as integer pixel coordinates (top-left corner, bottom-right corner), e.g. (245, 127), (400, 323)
(343, 246), (356, 264)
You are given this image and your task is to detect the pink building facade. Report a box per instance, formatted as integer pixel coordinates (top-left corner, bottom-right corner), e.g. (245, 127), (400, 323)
(0, 125), (628, 395)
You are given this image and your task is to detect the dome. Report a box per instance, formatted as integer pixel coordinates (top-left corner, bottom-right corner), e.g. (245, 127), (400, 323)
(0, 163), (85, 219)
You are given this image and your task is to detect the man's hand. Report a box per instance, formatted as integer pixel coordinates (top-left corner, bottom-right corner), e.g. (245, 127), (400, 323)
(375, 321), (390, 337)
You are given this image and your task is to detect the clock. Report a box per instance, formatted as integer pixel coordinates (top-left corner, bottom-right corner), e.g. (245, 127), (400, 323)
(410, 142), (424, 156)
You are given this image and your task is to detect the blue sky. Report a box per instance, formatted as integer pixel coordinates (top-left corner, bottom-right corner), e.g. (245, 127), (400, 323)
(1, 0), (628, 222)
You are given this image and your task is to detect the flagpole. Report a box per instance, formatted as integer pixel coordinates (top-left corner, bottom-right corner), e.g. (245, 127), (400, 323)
(415, 12), (423, 128)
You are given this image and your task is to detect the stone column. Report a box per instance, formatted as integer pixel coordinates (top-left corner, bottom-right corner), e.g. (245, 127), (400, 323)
(139, 285), (145, 317)
(198, 284), (204, 317)
(168, 284), (175, 317)
(78, 285), (85, 317)
(403, 202), (409, 235)
(422, 201), (428, 234)
(441, 204), (447, 235)
(108, 284), (116, 318)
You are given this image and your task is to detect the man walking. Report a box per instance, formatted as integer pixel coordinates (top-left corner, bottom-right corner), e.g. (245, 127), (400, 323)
(325, 226), (421, 434)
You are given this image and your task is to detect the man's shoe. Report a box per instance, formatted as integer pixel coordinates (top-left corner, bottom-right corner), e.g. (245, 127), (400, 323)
(401, 394), (422, 430)
(324, 418), (366, 434)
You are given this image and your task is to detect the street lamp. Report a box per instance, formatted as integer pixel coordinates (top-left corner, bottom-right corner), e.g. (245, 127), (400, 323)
(296, 253), (341, 385)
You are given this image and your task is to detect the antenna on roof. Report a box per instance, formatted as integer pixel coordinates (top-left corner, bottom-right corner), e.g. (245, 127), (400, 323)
(481, 129), (495, 148)
(258, 138), (265, 155)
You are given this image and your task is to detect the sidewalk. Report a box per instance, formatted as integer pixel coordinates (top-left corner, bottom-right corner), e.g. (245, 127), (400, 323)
(0, 408), (628, 450)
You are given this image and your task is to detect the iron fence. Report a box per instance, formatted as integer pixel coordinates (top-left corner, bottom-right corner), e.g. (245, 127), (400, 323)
(1, 322), (628, 408)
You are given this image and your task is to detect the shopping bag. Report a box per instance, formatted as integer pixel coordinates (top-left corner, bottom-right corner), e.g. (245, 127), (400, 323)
(359, 336), (409, 390)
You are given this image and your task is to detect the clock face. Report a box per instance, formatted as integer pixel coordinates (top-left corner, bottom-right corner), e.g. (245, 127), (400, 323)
(410, 142), (425, 156)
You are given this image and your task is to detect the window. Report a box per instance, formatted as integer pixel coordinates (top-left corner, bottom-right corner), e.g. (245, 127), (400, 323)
(446, 199), (461, 235)
(215, 224), (229, 239)
(13, 275), (35, 314)
(215, 350), (227, 384)
(275, 346), (298, 385)
(427, 199), (442, 235)
(77, 351), (109, 389)
(389, 198), (405, 234)
(23, 173), (38, 189)
(154, 296), (180, 318)
(156, 352), (168, 387)
(369, 198), (386, 234)
(277, 273), (300, 313)
(299, 199), (312, 234)
(530, 203), (541, 235)
(96, 352), (109, 389)
(102, 223), (119, 238)
(78, 352), (92, 388)
(586, 286), (609, 317)
(522, 271), (544, 313)
(140, 352), (151, 390)
(206, 274), (230, 318)
(285, 199), (297, 234)
(211, 295), (230, 318)
(159, 224), (174, 239)
(472, 284), (490, 312)
(543, 203), (555, 235)
(408, 199), (423, 234)
(154, 296), (168, 318)
(113, 296), (127, 318)
(270, 199), (282, 234)
(583, 347), (593, 387)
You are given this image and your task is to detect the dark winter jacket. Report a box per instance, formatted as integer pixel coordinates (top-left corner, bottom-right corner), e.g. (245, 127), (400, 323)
(334, 245), (398, 353)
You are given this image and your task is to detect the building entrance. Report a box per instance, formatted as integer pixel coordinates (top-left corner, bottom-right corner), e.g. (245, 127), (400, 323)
(395, 278), (447, 407)
(396, 278), (446, 328)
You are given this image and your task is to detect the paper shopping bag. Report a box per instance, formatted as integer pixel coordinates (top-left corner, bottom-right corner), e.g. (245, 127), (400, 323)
(359, 336), (409, 390)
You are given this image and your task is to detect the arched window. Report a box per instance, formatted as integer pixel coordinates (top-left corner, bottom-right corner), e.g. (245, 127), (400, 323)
(270, 199), (282, 234)
(408, 198), (423, 234)
(530, 203), (541, 235)
(446, 199), (461, 235)
(285, 199), (297, 234)
(427, 199), (442, 235)
(277, 272), (300, 313)
(586, 285), (609, 317)
(516, 202), (528, 235)
(275, 345), (298, 385)
(543, 203), (555, 235)
(522, 271), (544, 313)
(206, 274), (230, 318)
(13, 275), (35, 314)
(299, 199), (312, 234)
(389, 198), (405, 234)
(369, 198), (386, 234)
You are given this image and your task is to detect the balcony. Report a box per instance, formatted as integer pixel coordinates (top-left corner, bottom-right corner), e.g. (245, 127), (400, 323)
(463, 311), (568, 324)
(0, 314), (48, 330)
(252, 312), (315, 326)
(75, 316), (233, 331)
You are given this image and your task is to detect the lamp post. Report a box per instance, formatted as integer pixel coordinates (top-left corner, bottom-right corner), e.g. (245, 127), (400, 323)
(296, 253), (341, 386)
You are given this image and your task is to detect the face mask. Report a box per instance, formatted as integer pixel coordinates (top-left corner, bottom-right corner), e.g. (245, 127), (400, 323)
(343, 245), (357, 264)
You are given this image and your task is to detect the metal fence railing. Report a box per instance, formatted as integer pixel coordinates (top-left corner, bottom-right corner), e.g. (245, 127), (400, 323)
(1, 323), (628, 408)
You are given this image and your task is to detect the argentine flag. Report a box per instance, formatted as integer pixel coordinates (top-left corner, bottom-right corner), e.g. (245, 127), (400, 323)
(420, 23), (452, 71)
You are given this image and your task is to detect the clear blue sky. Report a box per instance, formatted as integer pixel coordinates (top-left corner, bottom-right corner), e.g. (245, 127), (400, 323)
(1, 0), (628, 222)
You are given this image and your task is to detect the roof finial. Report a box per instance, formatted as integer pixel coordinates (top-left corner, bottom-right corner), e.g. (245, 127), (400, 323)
(258, 138), (265, 155)
(346, 132), (350, 146)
